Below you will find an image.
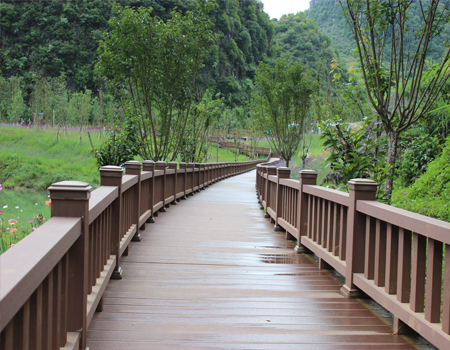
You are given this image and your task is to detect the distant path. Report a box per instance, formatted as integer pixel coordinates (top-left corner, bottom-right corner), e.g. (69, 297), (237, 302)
(86, 170), (428, 350)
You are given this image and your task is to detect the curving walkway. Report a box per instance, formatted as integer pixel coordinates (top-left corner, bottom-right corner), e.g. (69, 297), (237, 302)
(86, 170), (433, 350)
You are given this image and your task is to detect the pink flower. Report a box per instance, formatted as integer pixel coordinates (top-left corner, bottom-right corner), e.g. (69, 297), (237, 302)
(32, 227), (37, 231)
(402, 191), (407, 195)
(45, 200), (51, 206)
(10, 244), (15, 248)
(8, 219), (17, 225)
(0, 211), (3, 215)
(28, 221), (33, 224)
(10, 228), (17, 234)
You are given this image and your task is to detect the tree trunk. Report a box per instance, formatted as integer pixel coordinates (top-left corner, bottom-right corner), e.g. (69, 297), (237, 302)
(384, 130), (398, 200)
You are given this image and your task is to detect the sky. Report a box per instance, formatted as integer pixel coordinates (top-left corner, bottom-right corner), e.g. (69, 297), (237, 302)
(259, 0), (310, 20)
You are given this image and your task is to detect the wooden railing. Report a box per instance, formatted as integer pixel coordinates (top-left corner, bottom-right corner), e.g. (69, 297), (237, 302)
(256, 165), (450, 350)
(0, 159), (264, 350)
(208, 135), (278, 157)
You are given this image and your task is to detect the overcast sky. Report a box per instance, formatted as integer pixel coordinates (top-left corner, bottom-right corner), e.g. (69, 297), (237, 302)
(259, 0), (310, 20)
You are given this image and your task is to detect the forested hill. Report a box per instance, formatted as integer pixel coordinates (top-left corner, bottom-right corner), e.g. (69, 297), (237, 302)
(0, 0), (275, 106)
(271, 12), (336, 92)
(306, 0), (450, 62)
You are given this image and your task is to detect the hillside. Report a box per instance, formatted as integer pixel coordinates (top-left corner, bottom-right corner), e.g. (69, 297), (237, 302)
(0, 0), (275, 108)
(271, 11), (337, 95)
(306, 0), (450, 62)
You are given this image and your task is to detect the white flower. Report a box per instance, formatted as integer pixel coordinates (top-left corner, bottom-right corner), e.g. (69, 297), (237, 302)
(15, 206), (19, 209)
(3, 205), (7, 209)
(35, 203), (38, 205)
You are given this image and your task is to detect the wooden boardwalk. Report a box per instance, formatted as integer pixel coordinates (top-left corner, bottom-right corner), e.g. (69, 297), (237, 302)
(86, 171), (432, 350)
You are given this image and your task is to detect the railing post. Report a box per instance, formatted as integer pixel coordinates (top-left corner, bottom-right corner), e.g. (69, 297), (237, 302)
(156, 161), (167, 211)
(48, 181), (92, 349)
(194, 163), (201, 192)
(179, 162), (187, 199)
(142, 160), (156, 223)
(295, 170), (317, 253)
(200, 164), (205, 189)
(341, 178), (378, 298)
(265, 166), (277, 219)
(187, 163), (195, 195)
(275, 167), (290, 231)
(124, 161), (143, 241)
(99, 166), (124, 278)
(168, 162), (178, 205)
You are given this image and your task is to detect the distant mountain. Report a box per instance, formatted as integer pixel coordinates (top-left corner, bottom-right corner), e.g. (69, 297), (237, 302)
(271, 11), (337, 91)
(0, 0), (276, 107)
(306, 0), (450, 62)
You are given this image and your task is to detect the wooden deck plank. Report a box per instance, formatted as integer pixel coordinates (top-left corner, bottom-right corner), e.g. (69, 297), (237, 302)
(87, 171), (433, 350)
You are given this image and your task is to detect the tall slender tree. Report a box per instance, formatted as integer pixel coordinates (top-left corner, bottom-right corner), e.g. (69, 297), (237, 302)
(254, 59), (315, 167)
(339, 0), (450, 196)
(97, 1), (217, 161)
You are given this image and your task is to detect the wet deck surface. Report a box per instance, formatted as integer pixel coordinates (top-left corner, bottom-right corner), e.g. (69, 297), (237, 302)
(87, 170), (433, 350)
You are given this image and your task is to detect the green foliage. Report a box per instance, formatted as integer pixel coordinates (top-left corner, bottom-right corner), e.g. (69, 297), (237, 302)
(307, 0), (450, 64)
(392, 135), (450, 222)
(97, 2), (218, 161)
(178, 90), (223, 163)
(254, 59), (315, 166)
(398, 133), (443, 187)
(94, 118), (139, 167)
(0, 0), (276, 112)
(0, 189), (50, 254)
(0, 126), (102, 191)
(320, 115), (390, 198)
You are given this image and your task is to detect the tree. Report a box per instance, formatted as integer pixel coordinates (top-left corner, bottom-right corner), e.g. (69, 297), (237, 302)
(97, 2), (217, 161)
(177, 90), (223, 163)
(254, 59), (315, 167)
(339, 0), (450, 197)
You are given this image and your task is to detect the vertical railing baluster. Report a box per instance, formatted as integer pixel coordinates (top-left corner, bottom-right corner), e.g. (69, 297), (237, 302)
(296, 170), (317, 253)
(411, 233), (427, 312)
(385, 224), (399, 294)
(425, 238), (443, 323)
(397, 228), (412, 303)
(364, 216), (376, 280)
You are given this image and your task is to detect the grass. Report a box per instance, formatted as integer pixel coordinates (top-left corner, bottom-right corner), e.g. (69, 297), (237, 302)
(206, 143), (261, 162)
(243, 133), (324, 158)
(0, 125), (104, 191)
(0, 188), (50, 253)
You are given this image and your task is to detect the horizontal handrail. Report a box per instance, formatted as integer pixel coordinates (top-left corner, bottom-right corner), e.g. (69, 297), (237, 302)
(357, 200), (450, 244)
(89, 186), (118, 225)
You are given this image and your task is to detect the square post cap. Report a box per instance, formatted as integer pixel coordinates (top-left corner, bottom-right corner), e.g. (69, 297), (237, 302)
(168, 162), (178, 169)
(155, 161), (167, 170)
(48, 181), (92, 200)
(195, 163), (201, 169)
(142, 160), (155, 171)
(277, 167), (291, 178)
(299, 170), (318, 179)
(124, 161), (142, 171)
(267, 166), (277, 176)
(348, 178), (378, 192)
(187, 163), (195, 168)
(178, 162), (187, 169)
(99, 165), (123, 178)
